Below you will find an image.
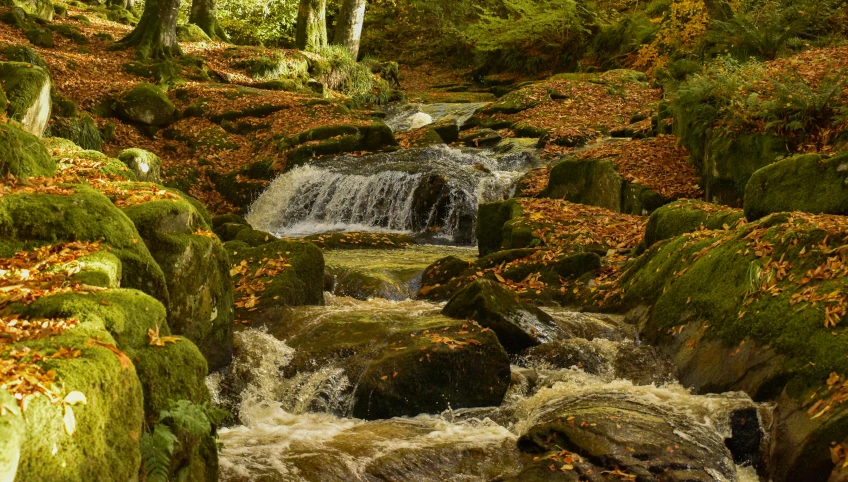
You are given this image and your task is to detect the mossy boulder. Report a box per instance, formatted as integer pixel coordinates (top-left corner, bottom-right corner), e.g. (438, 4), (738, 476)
(541, 157), (670, 215)
(115, 82), (176, 126)
(117, 147), (162, 183)
(475, 199), (524, 257)
(442, 279), (565, 353)
(121, 193), (234, 371)
(128, 339), (210, 417)
(619, 213), (848, 480)
(176, 23), (211, 42)
(0, 62), (51, 136)
(24, 27), (54, 48)
(12, 0), (53, 21)
(1, 44), (48, 69)
(644, 199), (745, 247)
(744, 152), (848, 221)
(0, 185), (169, 301)
(211, 159), (273, 210)
(0, 121), (55, 177)
(225, 239), (324, 320)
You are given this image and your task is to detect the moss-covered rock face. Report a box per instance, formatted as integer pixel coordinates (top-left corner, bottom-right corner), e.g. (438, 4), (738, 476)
(644, 199), (745, 247)
(619, 212), (848, 481)
(0, 62), (51, 137)
(0, 121), (55, 177)
(128, 338), (210, 417)
(116, 83), (176, 126)
(12, 0), (53, 21)
(117, 148), (163, 183)
(276, 122), (399, 171)
(442, 279), (565, 353)
(0, 44), (48, 69)
(543, 158), (623, 211)
(744, 152), (848, 221)
(122, 193), (234, 371)
(0, 186), (169, 301)
(475, 199), (524, 257)
(0, 389), (24, 482)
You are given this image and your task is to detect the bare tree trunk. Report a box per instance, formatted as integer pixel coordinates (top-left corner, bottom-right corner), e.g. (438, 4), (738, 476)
(333, 0), (366, 59)
(296, 0), (328, 52)
(190, 0), (228, 41)
(121, 0), (181, 59)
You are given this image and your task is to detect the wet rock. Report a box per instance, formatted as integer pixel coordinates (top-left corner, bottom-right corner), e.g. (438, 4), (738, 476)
(745, 152), (848, 221)
(514, 393), (749, 482)
(278, 122), (398, 171)
(523, 339), (677, 385)
(460, 128), (502, 147)
(442, 279), (565, 353)
(117, 148), (162, 183)
(116, 82), (176, 126)
(0, 62), (51, 136)
(271, 301), (511, 420)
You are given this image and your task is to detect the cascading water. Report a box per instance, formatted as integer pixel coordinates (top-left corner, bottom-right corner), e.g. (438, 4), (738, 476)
(214, 296), (770, 482)
(247, 145), (529, 244)
(382, 102), (489, 133)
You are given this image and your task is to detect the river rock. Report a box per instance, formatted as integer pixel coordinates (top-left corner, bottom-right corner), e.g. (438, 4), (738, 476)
(442, 279), (565, 353)
(116, 82), (176, 126)
(117, 148), (163, 183)
(745, 152), (848, 221)
(523, 338), (677, 386)
(259, 300), (511, 420)
(0, 62), (51, 137)
(511, 391), (757, 482)
(121, 189), (234, 371)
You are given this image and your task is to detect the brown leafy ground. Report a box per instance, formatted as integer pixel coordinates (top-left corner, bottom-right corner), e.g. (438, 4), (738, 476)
(0, 7), (376, 212)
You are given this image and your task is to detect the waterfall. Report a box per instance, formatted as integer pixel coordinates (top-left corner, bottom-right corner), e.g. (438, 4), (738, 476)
(247, 146), (526, 244)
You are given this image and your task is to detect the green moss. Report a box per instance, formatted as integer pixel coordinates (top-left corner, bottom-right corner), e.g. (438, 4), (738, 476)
(12, 329), (144, 481)
(24, 289), (168, 350)
(128, 339), (210, 417)
(121, 195), (234, 370)
(278, 123), (398, 171)
(0, 122), (54, 177)
(225, 239), (325, 308)
(475, 199), (523, 256)
(233, 227), (278, 246)
(1, 44), (48, 69)
(622, 214), (848, 389)
(644, 199), (745, 247)
(49, 114), (104, 151)
(211, 213), (247, 231)
(744, 152), (848, 221)
(542, 158), (623, 211)
(176, 23), (211, 42)
(115, 83), (176, 126)
(0, 62), (50, 130)
(215, 222), (250, 242)
(0, 389), (24, 482)
(0, 185), (169, 301)
(47, 23), (87, 44)
(117, 148), (162, 183)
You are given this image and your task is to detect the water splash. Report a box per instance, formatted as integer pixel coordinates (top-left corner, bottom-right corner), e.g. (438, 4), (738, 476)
(247, 146), (524, 244)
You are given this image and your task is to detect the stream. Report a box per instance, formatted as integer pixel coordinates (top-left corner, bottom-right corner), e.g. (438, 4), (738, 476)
(215, 104), (770, 481)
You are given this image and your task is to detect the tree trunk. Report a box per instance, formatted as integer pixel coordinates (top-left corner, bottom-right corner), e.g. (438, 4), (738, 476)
(121, 0), (180, 59)
(190, 0), (228, 41)
(333, 0), (366, 59)
(296, 0), (328, 52)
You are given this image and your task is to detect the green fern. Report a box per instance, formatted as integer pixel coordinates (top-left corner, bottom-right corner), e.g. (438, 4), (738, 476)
(141, 424), (177, 482)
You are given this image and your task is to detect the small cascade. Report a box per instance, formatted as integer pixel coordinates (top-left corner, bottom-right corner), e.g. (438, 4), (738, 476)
(247, 146), (527, 244)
